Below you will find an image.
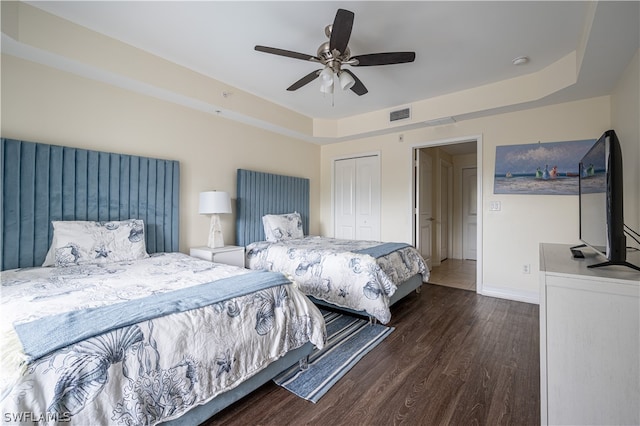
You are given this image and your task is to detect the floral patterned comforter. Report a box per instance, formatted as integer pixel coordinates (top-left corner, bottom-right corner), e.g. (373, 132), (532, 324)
(246, 237), (429, 323)
(0, 253), (325, 425)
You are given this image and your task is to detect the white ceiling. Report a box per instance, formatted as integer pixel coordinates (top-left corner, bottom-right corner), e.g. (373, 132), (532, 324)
(24, 1), (640, 123)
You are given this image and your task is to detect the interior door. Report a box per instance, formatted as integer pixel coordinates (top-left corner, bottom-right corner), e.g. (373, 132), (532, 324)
(334, 159), (356, 239)
(334, 155), (380, 240)
(354, 155), (381, 241)
(416, 149), (433, 269)
(462, 167), (477, 260)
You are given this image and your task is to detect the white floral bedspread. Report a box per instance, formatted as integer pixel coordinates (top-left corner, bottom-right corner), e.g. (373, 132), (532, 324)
(0, 253), (325, 425)
(246, 237), (429, 323)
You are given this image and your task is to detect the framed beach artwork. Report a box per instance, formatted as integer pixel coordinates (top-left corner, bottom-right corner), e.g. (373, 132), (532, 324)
(494, 139), (596, 195)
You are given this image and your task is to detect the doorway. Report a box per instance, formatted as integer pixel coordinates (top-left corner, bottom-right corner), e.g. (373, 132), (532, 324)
(412, 137), (481, 293)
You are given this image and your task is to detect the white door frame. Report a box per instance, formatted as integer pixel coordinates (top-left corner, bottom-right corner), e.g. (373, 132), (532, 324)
(411, 135), (483, 295)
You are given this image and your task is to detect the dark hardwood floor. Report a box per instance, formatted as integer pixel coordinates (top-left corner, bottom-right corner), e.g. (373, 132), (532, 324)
(203, 284), (540, 426)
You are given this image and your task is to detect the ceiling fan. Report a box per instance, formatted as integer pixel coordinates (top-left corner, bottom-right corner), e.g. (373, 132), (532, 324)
(255, 8), (416, 96)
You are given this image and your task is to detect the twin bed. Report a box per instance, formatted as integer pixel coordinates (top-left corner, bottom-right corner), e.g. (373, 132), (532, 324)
(1, 140), (427, 425)
(0, 140), (325, 425)
(236, 169), (429, 324)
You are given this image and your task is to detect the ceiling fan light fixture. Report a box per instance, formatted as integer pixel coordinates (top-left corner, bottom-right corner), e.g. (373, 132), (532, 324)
(320, 67), (334, 83)
(319, 66), (335, 93)
(320, 80), (334, 94)
(339, 71), (355, 90)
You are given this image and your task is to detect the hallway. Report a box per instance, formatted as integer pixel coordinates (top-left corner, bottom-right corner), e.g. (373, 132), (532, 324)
(427, 258), (476, 291)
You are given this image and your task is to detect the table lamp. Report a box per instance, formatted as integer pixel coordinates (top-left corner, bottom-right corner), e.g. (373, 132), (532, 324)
(199, 191), (232, 248)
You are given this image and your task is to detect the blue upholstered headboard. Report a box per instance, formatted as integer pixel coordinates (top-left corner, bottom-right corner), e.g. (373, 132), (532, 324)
(1, 138), (180, 271)
(236, 169), (309, 246)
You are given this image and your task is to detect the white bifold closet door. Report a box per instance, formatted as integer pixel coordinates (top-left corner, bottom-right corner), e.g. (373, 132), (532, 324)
(334, 155), (381, 241)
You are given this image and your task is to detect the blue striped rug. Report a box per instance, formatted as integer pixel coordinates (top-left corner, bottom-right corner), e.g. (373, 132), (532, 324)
(274, 309), (394, 403)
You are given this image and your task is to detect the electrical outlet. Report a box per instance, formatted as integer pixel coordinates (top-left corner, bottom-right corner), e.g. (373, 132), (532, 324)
(490, 201), (501, 211)
(523, 264), (531, 274)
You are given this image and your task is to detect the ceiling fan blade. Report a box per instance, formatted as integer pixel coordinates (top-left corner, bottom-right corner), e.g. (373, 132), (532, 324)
(255, 45), (320, 62)
(287, 70), (322, 91)
(343, 69), (368, 96)
(351, 52), (416, 66)
(329, 9), (354, 55)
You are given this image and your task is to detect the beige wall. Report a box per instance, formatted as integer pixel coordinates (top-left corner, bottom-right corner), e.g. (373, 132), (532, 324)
(1, 54), (321, 252)
(611, 49), (640, 230)
(321, 96), (614, 302)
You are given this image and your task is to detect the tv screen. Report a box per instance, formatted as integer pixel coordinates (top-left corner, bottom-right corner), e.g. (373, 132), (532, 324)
(578, 129), (638, 270)
(579, 137), (607, 255)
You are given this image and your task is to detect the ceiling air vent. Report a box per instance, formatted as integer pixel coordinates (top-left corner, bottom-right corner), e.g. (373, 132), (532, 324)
(389, 107), (411, 122)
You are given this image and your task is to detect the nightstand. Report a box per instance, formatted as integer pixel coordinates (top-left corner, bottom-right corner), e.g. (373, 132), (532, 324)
(190, 246), (245, 268)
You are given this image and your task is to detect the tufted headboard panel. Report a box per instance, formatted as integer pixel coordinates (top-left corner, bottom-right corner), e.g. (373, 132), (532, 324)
(236, 169), (309, 246)
(1, 138), (180, 270)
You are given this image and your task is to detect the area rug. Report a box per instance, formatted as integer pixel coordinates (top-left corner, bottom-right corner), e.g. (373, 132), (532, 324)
(274, 309), (394, 403)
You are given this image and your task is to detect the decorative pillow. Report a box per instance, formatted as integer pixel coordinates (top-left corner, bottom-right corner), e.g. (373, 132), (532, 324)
(42, 219), (149, 267)
(262, 212), (304, 242)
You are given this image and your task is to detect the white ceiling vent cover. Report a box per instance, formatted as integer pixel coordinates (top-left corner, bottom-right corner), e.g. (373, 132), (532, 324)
(389, 107), (411, 122)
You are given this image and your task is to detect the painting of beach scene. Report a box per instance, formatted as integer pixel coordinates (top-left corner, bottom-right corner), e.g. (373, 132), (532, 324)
(494, 139), (596, 195)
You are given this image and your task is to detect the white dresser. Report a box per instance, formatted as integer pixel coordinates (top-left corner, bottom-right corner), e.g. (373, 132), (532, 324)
(539, 243), (640, 425)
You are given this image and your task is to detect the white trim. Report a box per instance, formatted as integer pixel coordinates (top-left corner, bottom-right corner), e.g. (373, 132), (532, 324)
(481, 284), (540, 305)
(410, 134), (483, 295)
(475, 135), (484, 296)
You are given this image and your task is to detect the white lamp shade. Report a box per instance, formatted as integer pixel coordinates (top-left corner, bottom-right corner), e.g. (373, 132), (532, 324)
(199, 191), (232, 214)
(320, 81), (334, 94)
(320, 67), (334, 84)
(339, 71), (355, 90)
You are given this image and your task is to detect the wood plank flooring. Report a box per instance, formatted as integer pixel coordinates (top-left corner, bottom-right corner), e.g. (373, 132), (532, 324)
(428, 259), (476, 291)
(203, 284), (540, 426)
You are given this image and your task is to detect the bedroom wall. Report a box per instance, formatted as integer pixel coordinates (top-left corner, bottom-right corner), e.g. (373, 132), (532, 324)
(610, 49), (640, 231)
(320, 96), (613, 303)
(1, 54), (321, 252)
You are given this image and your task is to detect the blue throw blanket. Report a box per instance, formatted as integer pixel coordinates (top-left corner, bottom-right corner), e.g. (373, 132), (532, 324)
(354, 242), (410, 258)
(14, 270), (290, 361)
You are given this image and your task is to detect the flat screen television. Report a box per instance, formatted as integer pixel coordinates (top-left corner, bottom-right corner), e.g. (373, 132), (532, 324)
(577, 129), (639, 271)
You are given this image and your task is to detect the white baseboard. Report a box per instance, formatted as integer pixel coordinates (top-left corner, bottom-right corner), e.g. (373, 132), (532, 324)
(479, 284), (540, 305)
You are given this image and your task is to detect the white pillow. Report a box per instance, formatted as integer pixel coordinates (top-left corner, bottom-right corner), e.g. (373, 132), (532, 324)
(262, 212), (304, 242)
(42, 219), (149, 267)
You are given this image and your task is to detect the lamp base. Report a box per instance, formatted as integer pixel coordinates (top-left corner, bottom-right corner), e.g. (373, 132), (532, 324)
(207, 214), (225, 248)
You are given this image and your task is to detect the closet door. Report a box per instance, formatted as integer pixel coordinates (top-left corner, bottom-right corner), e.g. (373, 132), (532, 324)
(354, 156), (380, 240)
(334, 159), (357, 239)
(334, 155), (380, 240)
